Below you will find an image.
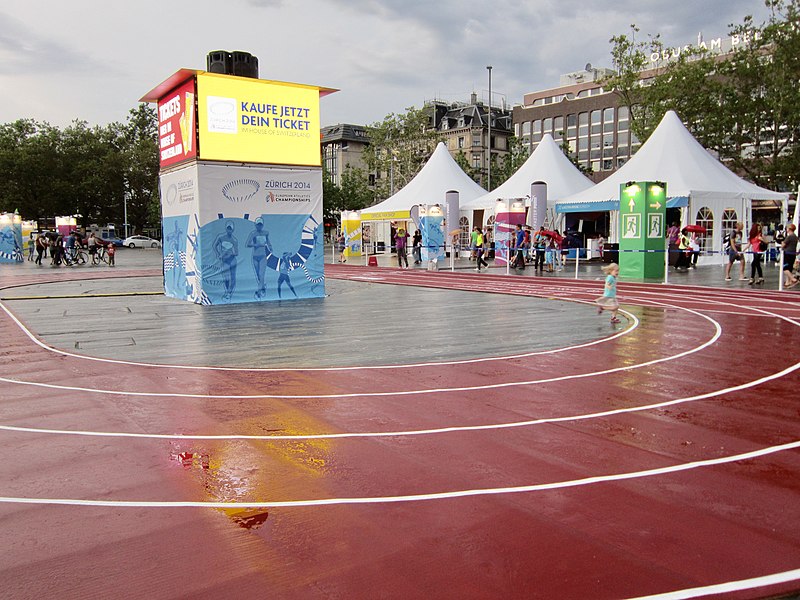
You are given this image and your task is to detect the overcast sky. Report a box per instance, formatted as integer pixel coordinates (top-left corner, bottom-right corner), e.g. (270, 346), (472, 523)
(0, 0), (775, 129)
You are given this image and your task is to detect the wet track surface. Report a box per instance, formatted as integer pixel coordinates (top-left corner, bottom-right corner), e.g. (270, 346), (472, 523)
(1, 258), (799, 599)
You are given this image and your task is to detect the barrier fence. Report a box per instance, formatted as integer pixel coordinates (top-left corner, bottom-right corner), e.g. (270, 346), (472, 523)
(332, 241), (798, 291)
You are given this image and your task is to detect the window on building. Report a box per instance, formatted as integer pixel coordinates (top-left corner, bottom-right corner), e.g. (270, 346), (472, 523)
(514, 123), (520, 136)
(459, 216), (471, 248)
(578, 112), (589, 137)
(522, 121), (531, 135)
(566, 114), (577, 139)
(532, 119), (542, 143)
(603, 107), (615, 133)
(602, 159), (614, 171)
(473, 155), (481, 168)
(695, 207), (714, 253)
(473, 137), (482, 146)
(458, 136), (465, 149)
(591, 110), (602, 135)
(617, 105), (629, 130)
(543, 117), (553, 135)
(721, 209), (738, 240)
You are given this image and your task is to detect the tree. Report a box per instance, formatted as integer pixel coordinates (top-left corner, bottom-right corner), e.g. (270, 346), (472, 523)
(121, 104), (160, 234)
(339, 166), (373, 210)
(492, 136), (530, 187)
(362, 106), (442, 202)
(454, 149), (480, 183)
(605, 1), (800, 191)
(559, 140), (593, 177)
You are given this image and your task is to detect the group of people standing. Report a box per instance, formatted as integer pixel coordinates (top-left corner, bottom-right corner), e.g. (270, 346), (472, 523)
(30, 231), (114, 267)
(723, 221), (799, 286)
(510, 225), (567, 272)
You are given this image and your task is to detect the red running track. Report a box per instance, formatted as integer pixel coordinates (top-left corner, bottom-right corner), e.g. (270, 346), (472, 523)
(0, 264), (799, 600)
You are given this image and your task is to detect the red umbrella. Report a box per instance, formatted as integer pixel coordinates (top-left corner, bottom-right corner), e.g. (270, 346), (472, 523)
(542, 229), (564, 242)
(684, 225), (707, 234)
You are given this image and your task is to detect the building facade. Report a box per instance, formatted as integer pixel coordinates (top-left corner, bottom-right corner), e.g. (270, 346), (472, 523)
(320, 124), (370, 186)
(428, 94), (513, 188)
(513, 66), (640, 184)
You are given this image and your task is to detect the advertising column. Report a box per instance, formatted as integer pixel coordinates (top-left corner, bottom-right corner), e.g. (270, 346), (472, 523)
(341, 211), (362, 258)
(494, 199), (526, 266)
(619, 181), (667, 279)
(420, 204), (445, 262)
(0, 212), (23, 263)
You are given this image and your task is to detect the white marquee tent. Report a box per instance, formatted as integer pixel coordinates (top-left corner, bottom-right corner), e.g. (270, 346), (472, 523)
(556, 110), (788, 262)
(461, 133), (593, 216)
(360, 142), (487, 220)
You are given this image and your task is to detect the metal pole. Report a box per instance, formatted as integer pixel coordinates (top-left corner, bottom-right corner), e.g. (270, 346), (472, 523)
(779, 248), (784, 291)
(123, 190), (129, 239)
(664, 242), (669, 285)
(505, 199), (510, 276)
(575, 249), (580, 279)
(486, 65), (492, 191)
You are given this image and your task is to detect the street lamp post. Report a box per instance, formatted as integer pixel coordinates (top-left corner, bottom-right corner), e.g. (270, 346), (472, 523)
(487, 65), (492, 191)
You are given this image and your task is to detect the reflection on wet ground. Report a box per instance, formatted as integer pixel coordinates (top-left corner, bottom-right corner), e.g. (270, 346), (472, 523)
(6, 277), (610, 368)
(167, 408), (334, 530)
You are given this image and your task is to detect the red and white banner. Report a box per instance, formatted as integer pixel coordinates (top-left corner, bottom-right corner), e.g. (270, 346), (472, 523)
(157, 78), (197, 168)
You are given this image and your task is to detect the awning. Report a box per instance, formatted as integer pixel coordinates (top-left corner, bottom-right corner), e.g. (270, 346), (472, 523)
(556, 200), (618, 213)
(556, 196), (689, 213)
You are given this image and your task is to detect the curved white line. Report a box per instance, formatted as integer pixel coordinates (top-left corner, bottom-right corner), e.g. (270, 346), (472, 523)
(0, 439), (797, 508)
(3, 352), (796, 440)
(625, 568), (800, 599)
(0, 302), (719, 399)
(0, 297), (637, 372)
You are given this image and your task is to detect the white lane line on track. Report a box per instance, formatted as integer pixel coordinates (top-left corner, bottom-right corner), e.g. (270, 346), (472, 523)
(0, 301), (717, 399)
(0, 298), (638, 372)
(0, 439), (797, 508)
(3, 350), (796, 440)
(625, 568), (800, 600)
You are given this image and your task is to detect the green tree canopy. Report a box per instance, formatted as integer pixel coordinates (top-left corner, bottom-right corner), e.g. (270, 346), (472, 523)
(363, 106), (442, 202)
(604, 0), (800, 191)
(0, 104), (160, 232)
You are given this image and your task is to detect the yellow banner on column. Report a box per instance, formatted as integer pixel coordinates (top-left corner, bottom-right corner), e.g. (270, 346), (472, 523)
(342, 213), (362, 257)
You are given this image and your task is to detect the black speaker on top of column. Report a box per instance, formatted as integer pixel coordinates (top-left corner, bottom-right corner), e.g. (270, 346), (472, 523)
(207, 50), (232, 74)
(231, 51), (259, 79)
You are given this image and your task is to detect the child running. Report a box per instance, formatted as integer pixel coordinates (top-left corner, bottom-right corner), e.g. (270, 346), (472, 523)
(596, 262), (621, 324)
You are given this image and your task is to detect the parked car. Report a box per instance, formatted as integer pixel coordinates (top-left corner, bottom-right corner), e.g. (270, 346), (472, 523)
(123, 235), (162, 249)
(100, 233), (122, 246)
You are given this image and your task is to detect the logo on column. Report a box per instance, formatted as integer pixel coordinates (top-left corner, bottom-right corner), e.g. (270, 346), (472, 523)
(207, 96), (237, 134)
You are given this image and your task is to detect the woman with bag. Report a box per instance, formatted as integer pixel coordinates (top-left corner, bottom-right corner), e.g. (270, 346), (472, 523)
(745, 223), (766, 285)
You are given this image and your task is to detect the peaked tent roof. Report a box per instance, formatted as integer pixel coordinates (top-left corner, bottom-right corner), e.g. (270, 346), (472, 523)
(557, 110), (787, 211)
(361, 142), (487, 218)
(461, 134), (593, 209)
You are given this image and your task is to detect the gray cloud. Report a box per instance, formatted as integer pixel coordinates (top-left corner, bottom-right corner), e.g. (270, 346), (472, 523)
(0, 11), (103, 76)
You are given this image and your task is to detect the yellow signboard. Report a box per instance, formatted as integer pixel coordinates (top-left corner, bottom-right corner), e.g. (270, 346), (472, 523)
(197, 73), (321, 166)
(360, 210), (411, 221)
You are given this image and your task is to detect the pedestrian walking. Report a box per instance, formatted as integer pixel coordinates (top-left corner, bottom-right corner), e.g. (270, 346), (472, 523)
(595, 262), (621, 324)
(412, 229), (422, 264)
(475, 229), (488, 271)
(723, 222), (747, 281)
(34, 233), (48, 265)
(745, 223), (766, 285)
(533, 227), (546, 271)
(336, 232), (346, 263)
(781, 223), (799, 288)
(395, 227), (409, 269)
(513, 224), (525, 270)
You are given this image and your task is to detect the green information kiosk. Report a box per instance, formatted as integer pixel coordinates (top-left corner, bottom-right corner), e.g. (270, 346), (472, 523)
(618, 181), (667, 280)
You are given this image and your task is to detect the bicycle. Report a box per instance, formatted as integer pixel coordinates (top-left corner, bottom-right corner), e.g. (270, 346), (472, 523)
(92, 246), (109, 266)
(64, 247), (88, 266)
